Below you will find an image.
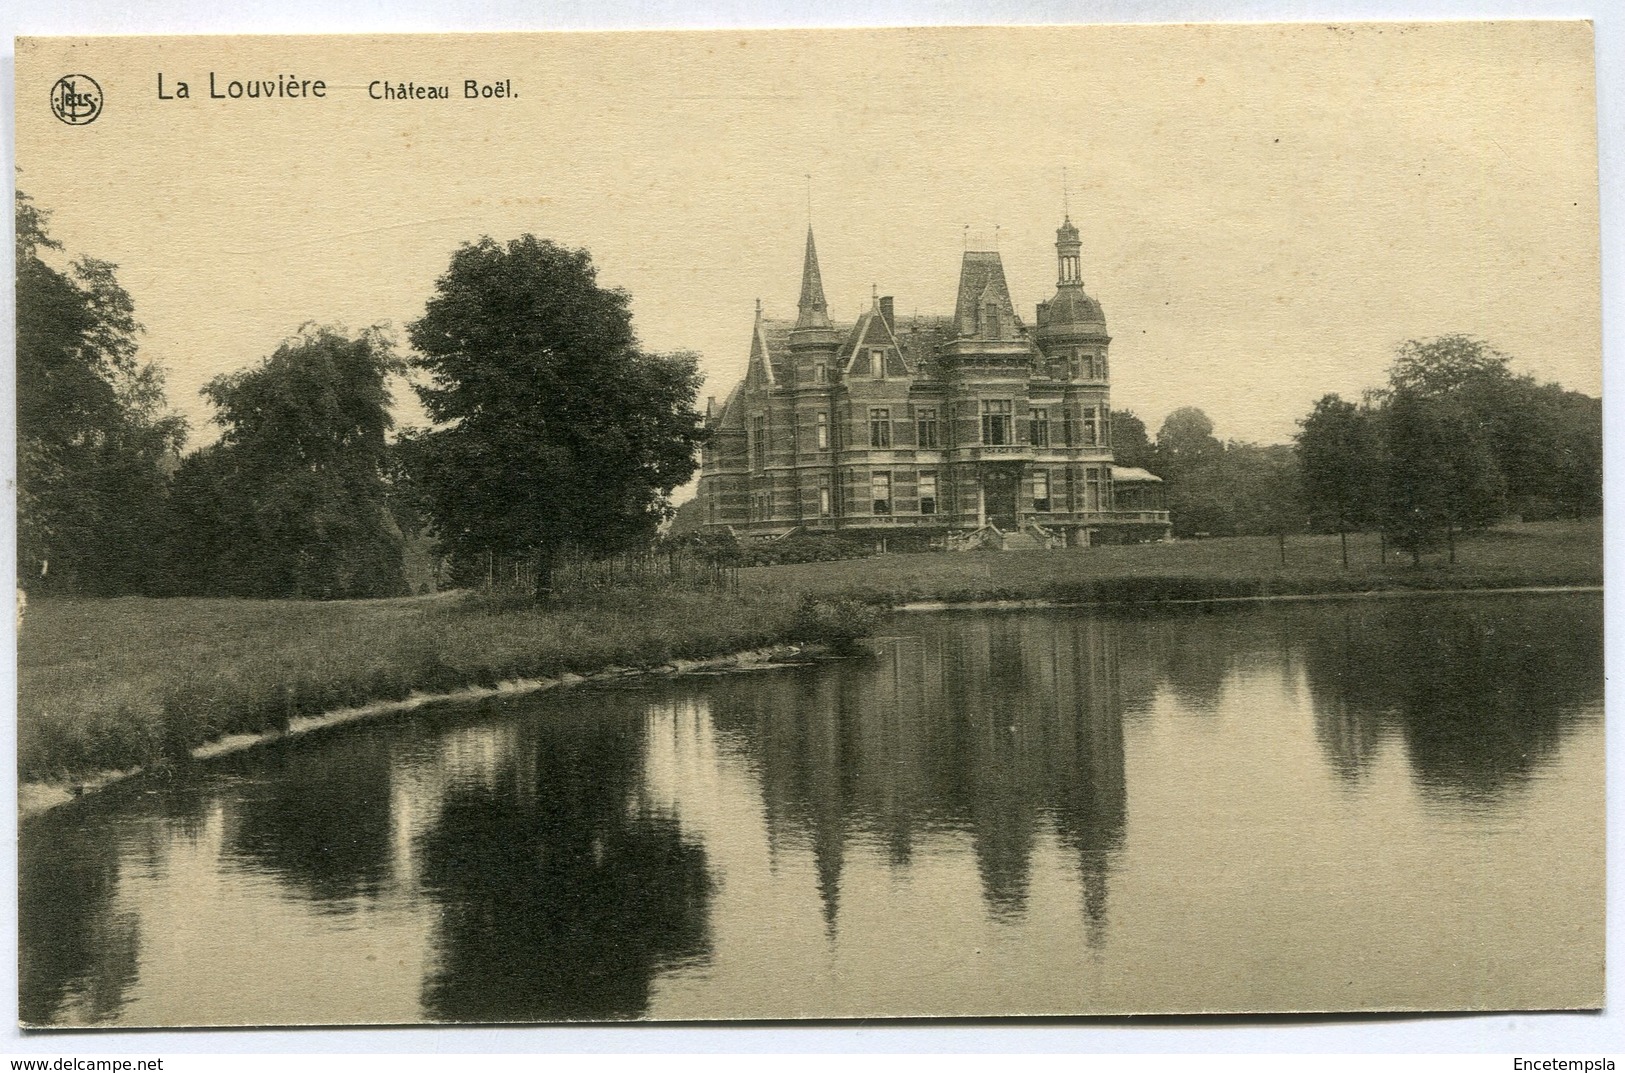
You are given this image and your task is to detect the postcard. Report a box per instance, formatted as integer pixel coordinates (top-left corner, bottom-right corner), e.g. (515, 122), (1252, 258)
(14, 24), (1602, 1028)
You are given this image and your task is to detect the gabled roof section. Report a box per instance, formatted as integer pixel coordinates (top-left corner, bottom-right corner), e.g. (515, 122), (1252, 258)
(953, 251), (1025, 340)
(841, 301), (908, 377)
(711, 381), (746, 431)
(745, 308), (778, 389)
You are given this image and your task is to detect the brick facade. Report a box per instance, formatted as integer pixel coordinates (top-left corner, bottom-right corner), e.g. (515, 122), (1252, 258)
(697, 218), (1172, 546)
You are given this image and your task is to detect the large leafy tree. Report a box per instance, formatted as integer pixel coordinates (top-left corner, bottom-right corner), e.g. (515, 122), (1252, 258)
(1154, 406), (1221, 475)
(406, 236), (706, 582)
(1383, 334), (1600, 521)
(1380, 390), (1505, 563)
(168, 325), (408, 598)
(1222, 442), (1304, 540)
(1108, 409), (1154, 471)
(1296, 394), (1384, 566)
(1153, 407), (1228, 537)
(16, 190), (186, 593)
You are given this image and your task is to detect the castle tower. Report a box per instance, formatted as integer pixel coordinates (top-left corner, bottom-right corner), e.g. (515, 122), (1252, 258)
(1034, 214), (1108, 347)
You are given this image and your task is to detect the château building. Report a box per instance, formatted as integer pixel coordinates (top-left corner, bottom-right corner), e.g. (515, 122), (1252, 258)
(696, 215), (1171, 548)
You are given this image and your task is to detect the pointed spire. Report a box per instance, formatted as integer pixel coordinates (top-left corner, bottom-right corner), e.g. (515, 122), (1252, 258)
(796, 227), (831, 330)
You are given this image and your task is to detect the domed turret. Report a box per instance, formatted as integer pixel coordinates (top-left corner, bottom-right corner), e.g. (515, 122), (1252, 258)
(1035, 215), (1107, 339)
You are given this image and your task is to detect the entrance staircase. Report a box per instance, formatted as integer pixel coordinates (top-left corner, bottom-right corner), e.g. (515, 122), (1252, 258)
(947, 523), (1054, 552)
(999, 529), (1044, 552)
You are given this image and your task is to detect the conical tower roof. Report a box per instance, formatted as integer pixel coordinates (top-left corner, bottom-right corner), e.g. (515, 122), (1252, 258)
(795, 228), (831, 330)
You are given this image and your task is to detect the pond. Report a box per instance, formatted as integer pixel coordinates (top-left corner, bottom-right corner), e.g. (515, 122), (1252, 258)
(20, 593), (1604, 1026)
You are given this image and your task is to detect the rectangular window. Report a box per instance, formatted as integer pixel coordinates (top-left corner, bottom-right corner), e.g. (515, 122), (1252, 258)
(1030, 407), (1050, 448)
(1062, 411), (1074, 446)
(980, 399), (1013, 445)
(1065, 468), (1077, 512)
(916, 407), (939, 449)
(984, 303), (1000, 337)
(819, 485), (831, 517)
(1086, 466), (1102, 511)
(872, 348), (886, 381)
(816, 411), (829, 450)
(1033, 469), (1051, 512)
(815, 362), (827, 384)
(751, 414), (766, 470)
(869, 407), (892, 448)
(1082, 407), (1098, 446)
(919, 471), (937, 516)
(871, 471), (892, 515)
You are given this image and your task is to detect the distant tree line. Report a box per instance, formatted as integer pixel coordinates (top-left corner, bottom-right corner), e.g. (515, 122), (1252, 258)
(16, 192), (704, 600)
(1116, 334), (1600, 561)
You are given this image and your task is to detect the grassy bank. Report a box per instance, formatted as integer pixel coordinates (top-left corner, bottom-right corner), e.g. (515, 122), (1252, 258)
(736, 519), (1601, 605)
(21, 519), (1597, 785)
(19, 587), (868, 783)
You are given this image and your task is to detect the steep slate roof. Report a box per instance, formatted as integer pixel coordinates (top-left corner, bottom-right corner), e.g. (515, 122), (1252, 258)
(711, 380), (746, 430)
(895, 315), (957, 377)
(952, 251), (1026, 338)
(759, 316), (855, 382)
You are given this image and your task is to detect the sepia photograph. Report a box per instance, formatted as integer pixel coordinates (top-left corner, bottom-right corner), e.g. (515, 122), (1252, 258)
(11, 21), (1605, 1033)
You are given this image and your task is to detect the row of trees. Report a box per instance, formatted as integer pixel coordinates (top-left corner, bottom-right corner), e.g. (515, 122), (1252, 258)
(1112, 335), (1601, 560)
(18, 193), (705, 599)
(1298, 336), (1600, 562)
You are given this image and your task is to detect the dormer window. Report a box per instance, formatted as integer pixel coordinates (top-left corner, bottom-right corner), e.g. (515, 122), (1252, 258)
(871, 348), (886, 380)
(984, 303), (1000, 337)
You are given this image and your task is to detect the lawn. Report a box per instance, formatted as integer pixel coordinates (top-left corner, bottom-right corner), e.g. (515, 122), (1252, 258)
(18, 585), (830, 783)
(18, 518), (1599, 785)
(737, 518), (1602, 604)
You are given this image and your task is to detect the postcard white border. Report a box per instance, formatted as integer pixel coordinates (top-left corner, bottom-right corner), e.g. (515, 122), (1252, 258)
(0, 0), (1618, 1060)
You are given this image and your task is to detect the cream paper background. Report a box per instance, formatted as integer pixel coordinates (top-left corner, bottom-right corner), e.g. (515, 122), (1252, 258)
(14, 25), (1598, 460)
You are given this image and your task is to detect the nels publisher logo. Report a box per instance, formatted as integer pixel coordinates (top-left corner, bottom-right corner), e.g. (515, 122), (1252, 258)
(50, 74), (103, 125)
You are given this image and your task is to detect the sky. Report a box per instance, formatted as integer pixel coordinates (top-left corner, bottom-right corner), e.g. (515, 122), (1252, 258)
(16, 23), (1600, 452)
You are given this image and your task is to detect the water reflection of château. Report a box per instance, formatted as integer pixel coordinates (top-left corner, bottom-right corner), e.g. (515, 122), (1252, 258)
(705, 613), (1131, 943)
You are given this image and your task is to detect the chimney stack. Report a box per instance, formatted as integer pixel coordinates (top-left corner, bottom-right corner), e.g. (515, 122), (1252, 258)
(879, 296), (895, 332)
(706, 396), (716, 420)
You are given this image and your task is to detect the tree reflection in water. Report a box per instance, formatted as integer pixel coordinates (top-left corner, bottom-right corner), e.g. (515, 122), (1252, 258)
(18, 800), (142, 1026)
(413, 694), (713, 1022)
(1296, 595), (1602, 801)
(223, 733), (397, 907)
